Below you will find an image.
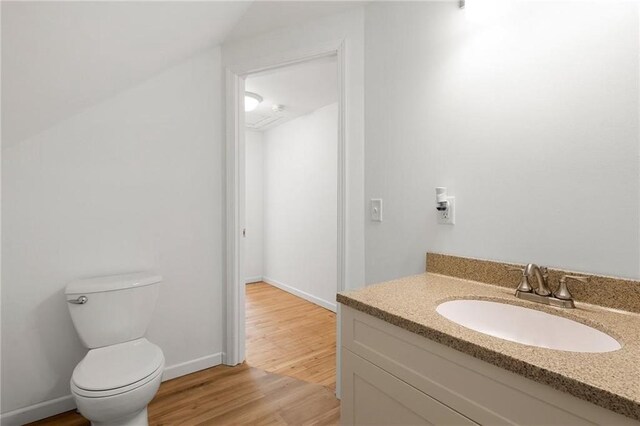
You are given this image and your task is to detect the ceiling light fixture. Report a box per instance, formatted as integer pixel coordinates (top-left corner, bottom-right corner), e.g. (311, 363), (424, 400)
(245, 92), (263, 112)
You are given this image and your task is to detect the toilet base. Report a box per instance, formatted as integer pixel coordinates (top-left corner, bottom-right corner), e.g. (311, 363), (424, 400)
(91, 408), (148, 426)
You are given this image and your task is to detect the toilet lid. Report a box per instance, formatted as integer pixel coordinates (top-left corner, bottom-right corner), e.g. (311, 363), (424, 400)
(72, 338), (164, 391)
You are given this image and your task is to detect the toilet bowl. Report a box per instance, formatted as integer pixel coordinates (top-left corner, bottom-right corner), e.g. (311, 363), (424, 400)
(66, 273), (164, 426)
(70, 338), (164, 426)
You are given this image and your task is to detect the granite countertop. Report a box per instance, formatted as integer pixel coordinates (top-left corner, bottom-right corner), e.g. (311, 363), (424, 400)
(337, 273), (640, 421)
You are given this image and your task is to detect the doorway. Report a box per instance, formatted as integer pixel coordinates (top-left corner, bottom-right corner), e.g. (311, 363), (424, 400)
(243, 56), (339, 390)
(224, 43), (347, 380)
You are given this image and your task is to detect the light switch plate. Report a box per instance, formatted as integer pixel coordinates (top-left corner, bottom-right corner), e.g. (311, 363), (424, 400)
(437, 196), (455, 225)
(371, 199), (383, 222)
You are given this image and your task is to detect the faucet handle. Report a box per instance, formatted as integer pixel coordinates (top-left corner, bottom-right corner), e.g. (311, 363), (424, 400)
(562, 275), (589, 283)
(555, 275), (589, 301)
(505, 266), (533, 293)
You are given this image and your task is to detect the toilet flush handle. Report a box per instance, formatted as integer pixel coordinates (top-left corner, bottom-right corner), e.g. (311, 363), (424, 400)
(68, 295), (88, 304)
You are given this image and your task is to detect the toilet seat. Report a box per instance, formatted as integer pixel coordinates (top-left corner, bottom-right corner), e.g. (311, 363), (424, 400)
(71, 338), (164, 398)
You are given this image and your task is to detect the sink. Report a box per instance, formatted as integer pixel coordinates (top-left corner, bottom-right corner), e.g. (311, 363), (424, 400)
(436, 300), (621, 353)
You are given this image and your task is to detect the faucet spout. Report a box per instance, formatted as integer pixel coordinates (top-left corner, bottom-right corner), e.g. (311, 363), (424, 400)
(524, 263), (551, 296)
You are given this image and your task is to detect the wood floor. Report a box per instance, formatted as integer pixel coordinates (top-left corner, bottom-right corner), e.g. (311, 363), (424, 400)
(246, 282), (336, 391)
(30, 282), (338, 425)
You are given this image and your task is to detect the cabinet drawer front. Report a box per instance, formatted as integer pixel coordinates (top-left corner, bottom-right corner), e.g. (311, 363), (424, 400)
(341, 349), (476, 426)
(341, 306), (635, 426)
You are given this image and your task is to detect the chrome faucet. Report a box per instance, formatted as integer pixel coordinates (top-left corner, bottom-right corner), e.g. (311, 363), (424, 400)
(506, 264), (589, 308)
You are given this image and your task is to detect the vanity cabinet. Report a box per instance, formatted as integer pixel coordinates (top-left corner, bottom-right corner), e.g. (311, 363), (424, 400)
(339, 305), (637, 426)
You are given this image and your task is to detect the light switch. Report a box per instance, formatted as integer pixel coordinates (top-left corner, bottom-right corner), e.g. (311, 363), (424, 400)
(371, 199), (383, 222)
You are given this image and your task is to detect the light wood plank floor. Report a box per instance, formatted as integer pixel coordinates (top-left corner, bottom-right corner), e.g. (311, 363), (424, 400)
(245, 282), (336, 391)
(30, 282), (338, 425)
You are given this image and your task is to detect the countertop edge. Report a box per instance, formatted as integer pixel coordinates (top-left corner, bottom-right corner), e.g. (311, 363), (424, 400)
(336, 293), (640, 422)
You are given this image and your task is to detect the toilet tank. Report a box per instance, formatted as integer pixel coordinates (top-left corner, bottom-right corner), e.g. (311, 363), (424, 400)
(66, 272), (162, 349)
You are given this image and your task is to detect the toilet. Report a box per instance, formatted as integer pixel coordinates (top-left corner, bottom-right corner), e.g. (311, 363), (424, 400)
(66, 272), (164, 426)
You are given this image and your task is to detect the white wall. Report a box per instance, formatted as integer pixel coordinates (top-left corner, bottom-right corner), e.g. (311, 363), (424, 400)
(261, 103), (338, 310)
(223, 7), (365, 291)
(364, 2), (640, 283)
(245, 130), (264, 282)
(1, 48), (224, 422)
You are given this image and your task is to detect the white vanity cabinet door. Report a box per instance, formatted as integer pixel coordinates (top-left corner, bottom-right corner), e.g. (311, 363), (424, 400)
(341, 349), (477, 426)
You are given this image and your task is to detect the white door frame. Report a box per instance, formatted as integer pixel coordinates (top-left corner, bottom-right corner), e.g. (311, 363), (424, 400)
(224, 40), (347, 366)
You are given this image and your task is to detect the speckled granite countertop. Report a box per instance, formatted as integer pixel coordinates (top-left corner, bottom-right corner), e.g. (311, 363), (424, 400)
(337, 273), (640, 421)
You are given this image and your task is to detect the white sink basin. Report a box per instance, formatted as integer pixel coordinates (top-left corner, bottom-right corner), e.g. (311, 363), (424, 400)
(436, 300), (621, 353)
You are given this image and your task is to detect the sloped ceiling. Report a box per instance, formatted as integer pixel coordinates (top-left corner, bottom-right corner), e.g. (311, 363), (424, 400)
(1, 1), (252, 147)
(225, 1), (364, 43)
(1, 1), (366, 147)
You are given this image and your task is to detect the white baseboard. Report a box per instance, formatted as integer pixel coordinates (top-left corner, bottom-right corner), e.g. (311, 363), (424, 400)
(162, 352), (223, 381)
(0, 352), (224, 425)
(245, 276), (263, 284)
(262, 276), (337, 312)
(0, 394), (76, 426)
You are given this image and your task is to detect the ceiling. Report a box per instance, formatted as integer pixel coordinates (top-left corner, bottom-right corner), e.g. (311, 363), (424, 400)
(1, 1), (364, 148)
(245, 55), (337, 132)
(226, 1), (364, 43)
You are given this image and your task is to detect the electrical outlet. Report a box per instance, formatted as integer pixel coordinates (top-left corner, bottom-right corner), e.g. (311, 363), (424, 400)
(437, 196), (455, 225)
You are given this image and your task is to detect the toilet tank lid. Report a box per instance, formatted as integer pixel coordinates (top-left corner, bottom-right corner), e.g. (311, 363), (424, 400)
(66, 272), (162, 295)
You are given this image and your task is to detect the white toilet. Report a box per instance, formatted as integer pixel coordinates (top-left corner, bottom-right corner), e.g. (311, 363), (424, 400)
(66, 272), (165, 426)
